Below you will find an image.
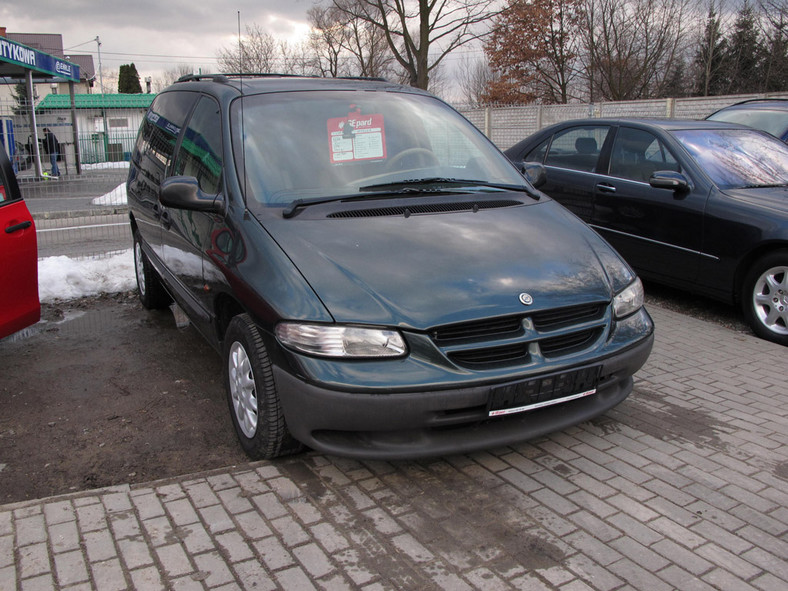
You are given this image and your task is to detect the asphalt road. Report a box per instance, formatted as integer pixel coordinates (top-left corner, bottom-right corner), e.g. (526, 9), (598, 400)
(35, 213), (131, 258)
(20, 168), (132, 258)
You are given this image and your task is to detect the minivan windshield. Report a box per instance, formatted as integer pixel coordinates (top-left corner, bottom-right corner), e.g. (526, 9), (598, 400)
(673, 128), (788, 190)
(231, 90), (526, 209)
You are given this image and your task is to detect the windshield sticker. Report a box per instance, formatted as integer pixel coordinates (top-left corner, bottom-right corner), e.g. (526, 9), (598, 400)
(327, 106), (386, 164)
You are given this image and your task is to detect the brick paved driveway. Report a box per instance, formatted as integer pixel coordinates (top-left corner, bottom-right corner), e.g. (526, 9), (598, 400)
(2, 304), (786, 590)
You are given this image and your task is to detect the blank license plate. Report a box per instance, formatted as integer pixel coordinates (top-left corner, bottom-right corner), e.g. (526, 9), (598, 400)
(488, 366), (601, 417)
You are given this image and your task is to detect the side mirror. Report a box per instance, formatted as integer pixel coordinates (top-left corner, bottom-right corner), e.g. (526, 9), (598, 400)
(521, 162), (547, 188)
(160, 176), (225, 214)
(649, 171), (689, 193)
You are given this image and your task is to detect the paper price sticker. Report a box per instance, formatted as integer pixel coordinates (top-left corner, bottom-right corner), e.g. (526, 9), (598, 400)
(327, 108), (387, 164)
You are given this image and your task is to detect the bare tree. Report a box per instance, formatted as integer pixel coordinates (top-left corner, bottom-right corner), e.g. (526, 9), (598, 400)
(217, 24), (278, 73)
(456, 54), (498, 106)
(310, 1), (399, 78)
(484, 0), (583, 104)
(329, 0), (500, 89)
(582, 0), (691, 101)
(153, 64), (196, 92)
(279, 40), (321, 76)
(309, 4), (349, 77)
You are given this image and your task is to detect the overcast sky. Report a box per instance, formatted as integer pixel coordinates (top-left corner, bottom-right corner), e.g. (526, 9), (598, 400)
(2, 1), (313, 84)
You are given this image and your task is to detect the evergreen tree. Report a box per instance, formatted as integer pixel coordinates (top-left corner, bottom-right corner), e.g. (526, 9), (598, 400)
(118, 64), (143, 93)
(693, 2), (728, 96)
(760, 0), (788, 92)
(11, 81), (35, 115)
(724, 1), (763, 94)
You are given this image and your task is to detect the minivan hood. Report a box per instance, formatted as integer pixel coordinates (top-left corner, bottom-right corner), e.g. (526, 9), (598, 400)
(263, 200), (615, 329)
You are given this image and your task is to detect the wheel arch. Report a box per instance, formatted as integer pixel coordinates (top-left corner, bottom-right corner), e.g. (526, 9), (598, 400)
(733, 242), (788, 305)
(214, 292), (246, 347)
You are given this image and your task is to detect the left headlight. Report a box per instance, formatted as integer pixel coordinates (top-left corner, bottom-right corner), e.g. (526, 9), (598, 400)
(276, 323), (408, 358)
(613, 277), (645, 319)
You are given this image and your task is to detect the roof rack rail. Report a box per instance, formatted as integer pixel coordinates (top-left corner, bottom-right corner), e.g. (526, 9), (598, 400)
(176, 74), (229, 84)
(175, 73), (388, 84)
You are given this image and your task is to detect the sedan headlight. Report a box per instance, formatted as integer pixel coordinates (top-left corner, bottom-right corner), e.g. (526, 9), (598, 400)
(276, 323), (408, 358)
(613, 278), (645, 319)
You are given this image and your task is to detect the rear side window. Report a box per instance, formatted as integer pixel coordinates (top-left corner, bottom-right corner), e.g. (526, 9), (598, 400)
(134, 92), (199, 183)
(544, 126), (611, 172)
(174, 96), (223, 195)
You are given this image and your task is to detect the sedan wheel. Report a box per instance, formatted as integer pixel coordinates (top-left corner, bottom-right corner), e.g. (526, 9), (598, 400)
(743, 251), (788, 346)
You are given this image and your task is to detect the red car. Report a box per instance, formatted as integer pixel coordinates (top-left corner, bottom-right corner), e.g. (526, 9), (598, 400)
(0, 142), (39, 339)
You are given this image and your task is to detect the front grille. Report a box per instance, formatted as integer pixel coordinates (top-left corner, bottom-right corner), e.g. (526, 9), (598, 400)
(432, 302), (609, 369)
(532, 303), (605, 330)
(448, 344), (529, 367)
(433, 315), (523, 342)
(540, 328), (603, 357)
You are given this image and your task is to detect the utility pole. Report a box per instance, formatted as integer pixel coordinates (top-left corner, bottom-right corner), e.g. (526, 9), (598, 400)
(95, 36), (109, 161)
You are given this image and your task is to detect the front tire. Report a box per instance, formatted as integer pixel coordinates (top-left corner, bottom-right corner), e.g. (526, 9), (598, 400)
(133, 230), (171, 310)
(223, 314), (303, 459)
(742, 250), (788, 346)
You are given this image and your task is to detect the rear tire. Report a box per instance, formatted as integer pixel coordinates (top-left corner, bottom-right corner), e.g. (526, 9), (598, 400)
(133, 230), (172, 310)
(223, 314), (304, 459)
(742, 250), (788, 346)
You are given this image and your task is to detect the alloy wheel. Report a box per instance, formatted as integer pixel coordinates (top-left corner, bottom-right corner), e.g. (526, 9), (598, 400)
(228, 341), (259, 438)
(752, 264), (788, 337)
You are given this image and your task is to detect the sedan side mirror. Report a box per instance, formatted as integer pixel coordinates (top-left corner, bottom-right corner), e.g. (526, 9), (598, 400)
(649, 171), (689, 193)
(521, 162), (547, 188)
(160, 176), (225, 214)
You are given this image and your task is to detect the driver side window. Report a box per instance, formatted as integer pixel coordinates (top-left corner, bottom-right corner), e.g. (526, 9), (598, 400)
(173, 96), (223, 195)
(609, 127), (679, 183)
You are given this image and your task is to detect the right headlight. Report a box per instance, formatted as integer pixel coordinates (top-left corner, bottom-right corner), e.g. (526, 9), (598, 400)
(613, 277), (645, 319)
(276, 322), (408, 358)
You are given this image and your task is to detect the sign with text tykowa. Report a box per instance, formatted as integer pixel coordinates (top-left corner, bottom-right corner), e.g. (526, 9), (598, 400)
(0, 38), (80, 82)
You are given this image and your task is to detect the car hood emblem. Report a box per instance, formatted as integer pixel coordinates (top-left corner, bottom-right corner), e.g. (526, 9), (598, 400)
(519, 293), (534, 306)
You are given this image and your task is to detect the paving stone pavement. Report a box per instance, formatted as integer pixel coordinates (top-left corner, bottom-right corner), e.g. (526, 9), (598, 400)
(1, 304), (786, 591)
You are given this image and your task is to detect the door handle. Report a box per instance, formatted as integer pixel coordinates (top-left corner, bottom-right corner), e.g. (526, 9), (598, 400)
(161, 210), (172, 229)
(596, 183), (616, 194)
(5, 221), (32, 234)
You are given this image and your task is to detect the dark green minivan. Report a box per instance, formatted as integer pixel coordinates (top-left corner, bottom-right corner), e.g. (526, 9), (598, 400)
(127, 74), (653, 460)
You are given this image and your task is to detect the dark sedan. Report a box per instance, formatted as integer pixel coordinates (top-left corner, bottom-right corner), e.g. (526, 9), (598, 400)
(706, 99), (788, 143)
(505, 118), (788, 346)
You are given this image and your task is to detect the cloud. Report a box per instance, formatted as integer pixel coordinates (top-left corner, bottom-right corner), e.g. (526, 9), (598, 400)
(1, 0), (312, 78)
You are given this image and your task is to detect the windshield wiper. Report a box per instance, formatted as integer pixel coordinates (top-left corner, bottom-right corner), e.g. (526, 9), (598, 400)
(359, 177), (533, 194)
(738, 183), (788, 189)
(282, 191), (430, 218)
(282, 178), (536, 218)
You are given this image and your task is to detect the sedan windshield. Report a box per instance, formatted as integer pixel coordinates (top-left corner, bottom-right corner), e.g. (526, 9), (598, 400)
(707, 108), (788, 140)
(673, 128), (788, 190)
(231, 90), (526, 209)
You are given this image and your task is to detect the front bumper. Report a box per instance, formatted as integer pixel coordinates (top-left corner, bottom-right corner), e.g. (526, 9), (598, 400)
(275, 330), (654, 460)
